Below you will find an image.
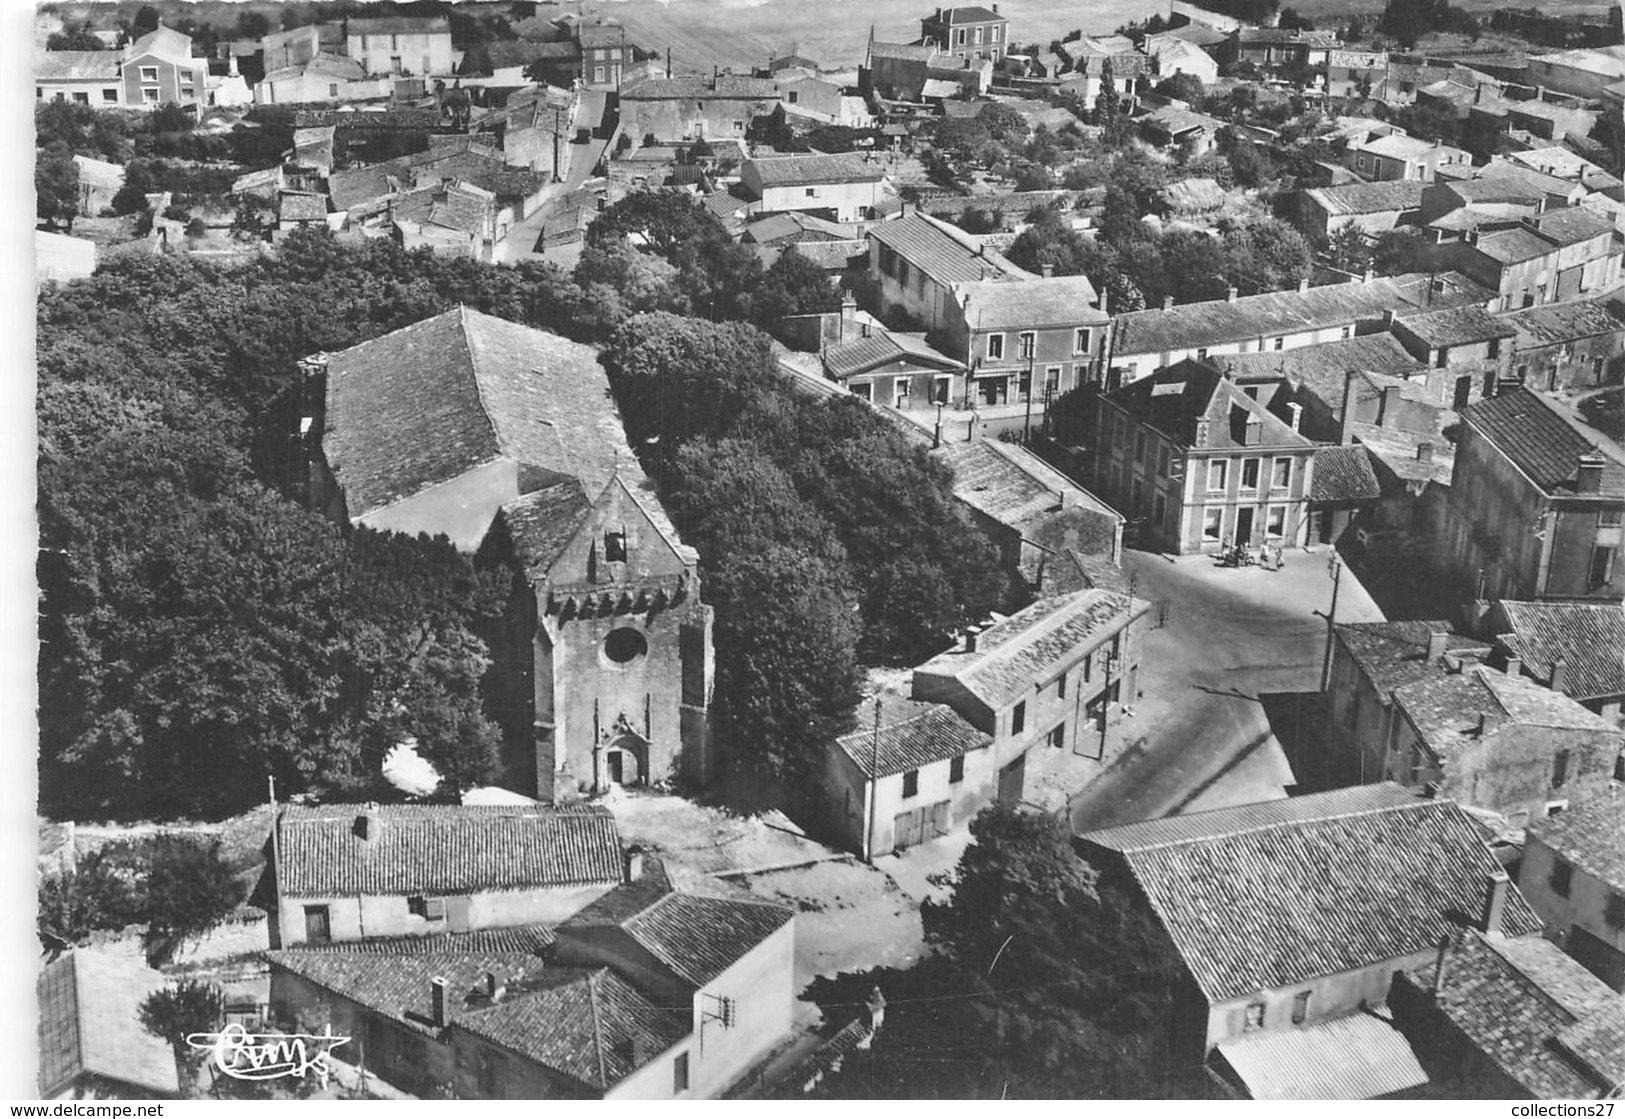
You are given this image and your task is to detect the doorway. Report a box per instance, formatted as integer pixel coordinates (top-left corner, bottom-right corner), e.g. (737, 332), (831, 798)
(997, 754), (1026, 805)
(979, 376), (1009, 406)
(1235, 506), (1255, 544)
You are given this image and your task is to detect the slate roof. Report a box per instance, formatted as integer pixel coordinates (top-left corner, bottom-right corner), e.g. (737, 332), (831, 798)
(746, 153), (883, 188)
(1394, 665), (1615, 766)
(454, 968), (688, 1090)
(1504, 299), (1625, 350)
(1334, 620), (1491, 698)
(1528, 795), (1625, 889)
(276, 803), (623, 898)
(321, 307), (626, 519)
(1311, 444), (1382, 504)
(913, 589), (1148, 711)
(1113, 279), (1429, 356)
(38, 951), (180, 1098)
(867, 212), (1027, 285)
(953, 274), (1106, 331)
(558, 878), (794, 987)
(1496, 600), (1625, 702)
(1105, 360), (1315, 452)
(932, 5), (1005, 23)
(1396, 305), (1517, 348)
(1077, 784), (1544, 1004)
(835, 699), (991, 778)
(935, 437), (1119, 529)
(1400, 929), (1624, 1098)
(35, 50), (121, 81)
(1305, 180), (1427, 217)
(1215, 1007), (1428, 1100)
(1458, 388), (1625, 498)
(824, 331), (962, 379)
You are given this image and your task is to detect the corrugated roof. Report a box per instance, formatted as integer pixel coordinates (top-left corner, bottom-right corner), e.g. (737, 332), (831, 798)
(322, 307), (626, 520)
(1496, 600), (1625, 702)
(1311, 444), (1382, 503)
(1078, 785), (1545, 1003)
(1305, 180), (1427, 217)
(746, 153), (883, 188)
(1396, 305), (1517, 347)
(1503, 299), (1625, 349)
(1215, 1008), (1428, 1100)
(913, 588), (1147, 711)
(38, 950), (180, 1098)
(835, 700), (991, 777)
(1528, 795), (1625, 889)
(1458, 388), (1625, 498)
(276, 803), (623, 897)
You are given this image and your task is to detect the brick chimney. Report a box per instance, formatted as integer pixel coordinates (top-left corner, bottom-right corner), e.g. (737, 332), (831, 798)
(1426, 629), (1449, 662)
(354, 804), (379, 841)
(1479, 870), (1510, 934)
(1576, 453), (1605, 494)
(625, 845), (645, 882)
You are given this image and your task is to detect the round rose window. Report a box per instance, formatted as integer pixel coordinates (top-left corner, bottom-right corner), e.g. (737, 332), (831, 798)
(603, 627), (648, 665)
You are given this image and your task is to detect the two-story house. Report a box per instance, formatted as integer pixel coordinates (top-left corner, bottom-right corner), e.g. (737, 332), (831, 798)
(1489, 599), (1625, 725)
(1444, 388), (1625, 602)
(864, 211), (1029, 340)
(1387, 305), (1517, 410)
(267, 803), (628, 948)
(944, 273), (1113, 403)
(121, 25), (210, 109)
(1504, 299), (1625, 393)
(1076, 783), (1545, 1099)
(1345, 133), (1471, 183)
(1227, 27), (1339, 81)
(576, 20), (630, 87)
(1435, 208), (1623, 311)
(912, 588), (1150, 806)
(920, 5), (1008, 63)
(345, 16), (454, 76)
(1518, 796), (1625, 991)
(617, 74), (783, 144)
(1095, 359), (1318, 555)
(738, 153), (887, 223)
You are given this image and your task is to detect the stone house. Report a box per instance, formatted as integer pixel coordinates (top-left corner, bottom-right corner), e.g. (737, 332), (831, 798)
(822, 324), (966, 410)
(864, 211), (1028, 340)
(344, 16), (454, 76)
(618, 74), (781, 144)
(121, 25), (209, 109)
(945, 274), (1113, 404)
(261, 25), (323, 71)
(1217, 334), (1432, 445)
(1345, 133), (1471, 183)
(35, 50), (126, 106)
(70, 156), (124, 217)
(1386, 305), (1516, 411)
(1504, 298), (1625, 393)
(824, 698), (994, 858)
(1075, 783), (1543, 1098)
(1325, 48), (1388, 98)
(1433, 208), (1623, 312)
(861, 41), (990, 101)
(1298, 179), (1426, 241)
(1518, 797), (1625, 991)
(575, 20), (630, 88)
(920, 5), (1009, 64)
(1444, 388), (1625, 603)
(1095, 359), (1318, 555)
(738, 153), (887, 223)
(37, 950), (181, 1099)
(1508, 148), (1624, 203)
(912, 588), (1151, 807)
(1226, 27), (1339, 80)
(1489, 599), (1625, 724)
(267, 803), (626, 949)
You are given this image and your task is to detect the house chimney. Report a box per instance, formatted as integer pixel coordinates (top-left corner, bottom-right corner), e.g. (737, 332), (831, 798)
(1380, 384), (1401, 425)
(1098, 288), (1109, 315)
(667, 47), (672, 78)
(354, 804), (378, 840)
(1576, 453), (1605, 494)
(1162, 295), (1175, 311)
(1432, 934), (1454, 992)
(1042, 262), (1054, 278)
(1363, 267), (1375, 284)
(1479, 870), (1510, 934)
(1339, 370), (1360, 445)
(1416, 442), (1433, 463)
(485, 971), (506, 1003)
(1226, 285), (1238, 302)
(1426, 629), (1449, 662)
(1504, 655), (1521, 677)
(1476, 710), (1491, 736)
(965, 627), (981, 652)
(1287, 402), (1303, 431)
(1243, 415), (1262, 445)
(431, 977), (449, 1027)
(1298, 277), (1310, 294)
(1550, 657), (1567, 694)
(625, 844), (645, 882)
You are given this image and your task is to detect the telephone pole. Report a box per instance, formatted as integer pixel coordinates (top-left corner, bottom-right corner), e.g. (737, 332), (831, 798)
(1320, 552), (1342, 692)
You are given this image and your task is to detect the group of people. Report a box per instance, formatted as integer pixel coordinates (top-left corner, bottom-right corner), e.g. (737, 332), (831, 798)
(1219, 538), (1285, 571)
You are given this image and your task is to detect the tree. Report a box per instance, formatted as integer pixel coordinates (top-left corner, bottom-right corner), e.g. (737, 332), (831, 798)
(1277, 6), (1315, 30)
(1327, 224), (1372, 275)
(233, 10), (272, 40)
(132, 5), (161, 37)
(1371, 226), (1426, 275)
(750, 246), (839, 336)
(152, 102), (194, 134)
(47, 20), (106, 50)
(1155, 72), (1205, 104)
(1610, 2), (1624, 46)
(36, 141), (80, 231)
(140, 979), (225, 1088)
(1094, 58), (1121, 124)
(38, 850), (143, 950)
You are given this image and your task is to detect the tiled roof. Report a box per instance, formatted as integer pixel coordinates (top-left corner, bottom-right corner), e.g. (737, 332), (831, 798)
(322, 307), (626, 519)
(1311, 444), (1382, 503)
(1458, 388), (1625, 498)
(1350, 423), (1453, 487)
(953, 274), (1106, 331)
(1496, 600), (1625, 702)
(559, 878), (794, 987)
(1475, 227), (1562, 265)
(1396, 305), (1517, 348)
(1400, 929), (1623, 1098)
(278, 191), (328, 223)
(1113, 279), (1427, 357)
(280, 926), (556, 955)
(1525, 205), (1616, 246)
(1220, 334), (1424, 406)
(1555, 1002), (1625, 1093)
(1106, 360), (1315, 451)
(868, 212), (1027, 285)
(497, 479), (592, 579)
(1335, 620), (1490, 698)
(129, 25), (195, 64)
(1077, 784), (1544, 1003)
(1394, 665), (1616, 765)
(746, 153), (883, 188)
(1508, 147), (1623, 194)
(347, 16), (450, 34)
(1352, 133), (1445, 161)
(1305, 180), (1427, 217)
(38, 951), (179, 1098)
(327, 165), (404, 212)
(1504, 299), (1625, 349)
(1528, 795), (1625, 889)
(276, 803), (623, 897)
(868, 41), (937, 63)
(913, 589), (1147, 711)
(1215, 1007), (1427, 1100)
(1529, 46), (1625, 81)
(835, 699), (991, 777)
(577, 22), (625, 47)
(1139, 103), (1224, 139)
(824, 331), (961, 379)
(620, 75), (780, 100)
(456, 968), (688, 1090)
(1238, 27), (1339, 47)
(935, 438), (1118, 529)
(35, 50), (121, 81)
(702, 188), (750, 218)
(1387, 269), (1498, 310)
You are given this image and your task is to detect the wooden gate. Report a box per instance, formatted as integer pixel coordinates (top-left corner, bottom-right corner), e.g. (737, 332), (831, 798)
(893, 800), (951, 851)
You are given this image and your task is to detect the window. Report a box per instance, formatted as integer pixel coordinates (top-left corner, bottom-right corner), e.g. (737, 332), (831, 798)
(1203, 507), (1223, 541)
(140, 66), (159, 82)
(1082, 652), (1093, 683)
(932, 376), (951, 404)
(986, 333), (1005, 360)
(1244, 1003), (1265, 1032)
(805, 187), (817, 197)
(1208, 460), (1228, 492)
(1159, 446), (1171, 477)
(1272, 457), (1291, 489)
(902, 769), (919, 798)
(1045, 366), (1061, 394)
(1602, 510), (1622, 527)
(72, 91), (89, 104)
(1242, 458), (1260, 489)
(1605, 892), (1625, 932)
(1341, 326), (1352, 340)
(604, 531), (627, 562)
(1291, 991), (1311, 1025)
(1011, 701), (1026, 735)
(1056, 673), (1067, 699)
(142, 87), (159, 103)
(733, 120), (744, 132)
(894, 377), (911, 409)
(949, 755), (965, 784)
(595, 66), (606, 83)
(329, 83), (340, 97)
(1048, 723), (1066, 749)
(409, 895), (446, 921)
(1552, 748), (1570, 789)
(1547, 800), (1568, 815)
(991, 25), (1001, 40)
(1018, 332), (1036, 359)
(1591, 545), (1616, 590)
(102, 89), (118, 102)
(787, 90), (798, 103)
(1075, 328), (1091, 354)
(674, 1052), (690, 1093)
(1266, 505), (1286, 538)
(303, 905), (331, 943)
(1487, 338), (1500, 358)
(1550, 857), (1573, 898)
(850, 382), (872, 402)
(1436, 346), (1450, 369)
(974, 26), (983, 42)
(1272, 336), (1285, 352)
(1135, 432), (1148, 464)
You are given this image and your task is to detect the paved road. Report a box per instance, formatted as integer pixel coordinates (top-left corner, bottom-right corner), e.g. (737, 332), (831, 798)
(501, 89), (614, 262)
(1068, 545), (1385, 833)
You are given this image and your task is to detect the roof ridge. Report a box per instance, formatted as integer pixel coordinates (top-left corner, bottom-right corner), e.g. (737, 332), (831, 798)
(587, 969), (609, 1089)
(1095, 790), (1437, 852)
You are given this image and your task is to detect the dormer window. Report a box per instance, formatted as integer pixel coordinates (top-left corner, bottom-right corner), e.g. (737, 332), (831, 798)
(604, 530), (627, 563)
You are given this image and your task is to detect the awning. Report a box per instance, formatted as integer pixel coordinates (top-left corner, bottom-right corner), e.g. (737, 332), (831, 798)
(1214, 1008), (1429, 1100)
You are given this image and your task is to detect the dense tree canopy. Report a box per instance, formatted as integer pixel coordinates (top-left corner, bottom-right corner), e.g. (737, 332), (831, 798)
(36, 141), (80, 230)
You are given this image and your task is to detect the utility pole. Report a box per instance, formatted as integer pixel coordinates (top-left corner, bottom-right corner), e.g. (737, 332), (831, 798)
(1022, 351), (1035, 445)
(1320, 552), (1342, 692)
(1098, 643), (1117, 758)
(865, 698), (881, 865)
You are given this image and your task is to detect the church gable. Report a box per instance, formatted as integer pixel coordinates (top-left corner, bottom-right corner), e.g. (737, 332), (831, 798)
(545, 474), (695, 590)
